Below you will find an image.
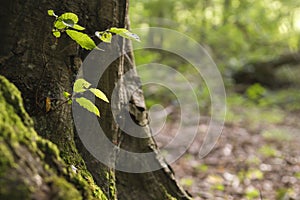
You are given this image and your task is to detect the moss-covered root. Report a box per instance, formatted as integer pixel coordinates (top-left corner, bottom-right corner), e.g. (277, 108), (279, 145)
(0, 75), (107, 200)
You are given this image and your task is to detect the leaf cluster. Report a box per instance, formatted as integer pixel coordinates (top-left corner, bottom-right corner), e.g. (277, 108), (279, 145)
(48, 10), (140, 50)
(64, 79), (109, 117)
(48, 10), (140, 117)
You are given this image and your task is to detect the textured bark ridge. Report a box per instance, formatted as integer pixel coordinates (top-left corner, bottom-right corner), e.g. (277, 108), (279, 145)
(0, 75), (107, 200)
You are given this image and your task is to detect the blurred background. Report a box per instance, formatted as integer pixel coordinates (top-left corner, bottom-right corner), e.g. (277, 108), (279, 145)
(130, 0), (300, 199)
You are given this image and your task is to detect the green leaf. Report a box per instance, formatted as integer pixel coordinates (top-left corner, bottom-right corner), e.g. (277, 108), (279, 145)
(66, 30), (96, 50)
(63, 91), (71, 98)
(62, 19), (75, 27)
(60, 12), (79, 24)
(54, 12), (79, 30)
(68, 99), (72, 105)
(54, 20), (67, 29)
(95, 31), (103, 38)
(73, 24), (85, 31)
(89, 88), (109, 103)
(73, 78), (91, 93)
(52, 30), (61, 38)
(48, 10), (55, 16)
(75, 97), (100, 117)
(109, 27), (140, 42)
(95, 31), (112, 43)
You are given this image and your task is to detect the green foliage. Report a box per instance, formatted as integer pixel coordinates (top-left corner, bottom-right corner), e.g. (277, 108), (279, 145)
(73, 79), (91, 93)
(109, 27), (141, 42)
(259, 145), (278, 157)
(262, 128), (292, 141)
(60, 12), (79, 26)
(48, 10), (95, 49)
(47, 11), (140, 116)
(75, 97), (100, 117)
(245, 187), (260, 199)
(95, 28), (140, 43)
(64, 79), (109, 117)
(89, 88), (109, 103)
(95, 31), (112, 43)
(225, 94), (285, 131)
(66, 30), (96, 50)
(276, 188), (293, 200)
(47, 10), (56, 17)
(48, 10), (140, 49)
(52, 30), (61, 38)
(130, 0), (300, 82)
(63, 91), (71, 98)
(246, 83), (266, 101)
(48, 10), (87, 42)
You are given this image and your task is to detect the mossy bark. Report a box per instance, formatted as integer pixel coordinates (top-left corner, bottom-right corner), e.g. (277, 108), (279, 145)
(0, 75), (107, 200)
(0, 0), (192, 199)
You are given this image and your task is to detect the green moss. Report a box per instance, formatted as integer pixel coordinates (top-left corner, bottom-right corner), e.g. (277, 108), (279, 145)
(37, 139), (61, 159)
(0, 77), (27, 174)
(70, 170), (108, 200)
(0, 75), (33, 126)
(103, 170), (116, 199)
(47, 176), (82, 200)
(0, 141), (15, 177)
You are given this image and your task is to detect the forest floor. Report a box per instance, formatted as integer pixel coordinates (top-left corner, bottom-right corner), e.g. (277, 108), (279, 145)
(154, 98), (300, 200)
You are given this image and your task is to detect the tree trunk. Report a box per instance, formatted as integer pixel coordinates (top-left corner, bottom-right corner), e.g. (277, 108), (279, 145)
(0, 0), (191, 199)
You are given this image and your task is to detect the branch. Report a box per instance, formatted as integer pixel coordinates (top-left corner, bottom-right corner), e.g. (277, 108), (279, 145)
(233, 51), (300, 87)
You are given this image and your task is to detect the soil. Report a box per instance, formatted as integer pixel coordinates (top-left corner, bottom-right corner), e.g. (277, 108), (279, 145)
(154, 111), (300, 200)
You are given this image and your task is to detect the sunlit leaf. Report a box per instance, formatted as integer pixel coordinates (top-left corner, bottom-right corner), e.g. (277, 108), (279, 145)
(73, 78), (91, 93)
(63, 91), (71, 98)
(66, 30), (96, 50)
(52, 30), (61, 38)
(89, 88), (109, 103)
(73, 24), (85, 31)
(48, 10), (55, 17)
(75, 97), (100, 117)
(68, 99), (72, 105)
(95, 31), (112, 43)
(60, 12), (79, 24)
(54, 20), (67, 29)
(109, 27), (140, 42)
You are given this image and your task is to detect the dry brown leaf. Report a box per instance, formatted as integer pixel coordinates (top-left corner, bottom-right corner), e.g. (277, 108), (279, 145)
(45, 97), (51, 112)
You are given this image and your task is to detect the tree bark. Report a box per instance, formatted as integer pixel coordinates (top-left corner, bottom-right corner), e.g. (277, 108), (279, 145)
(0, 0), (191, 199)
